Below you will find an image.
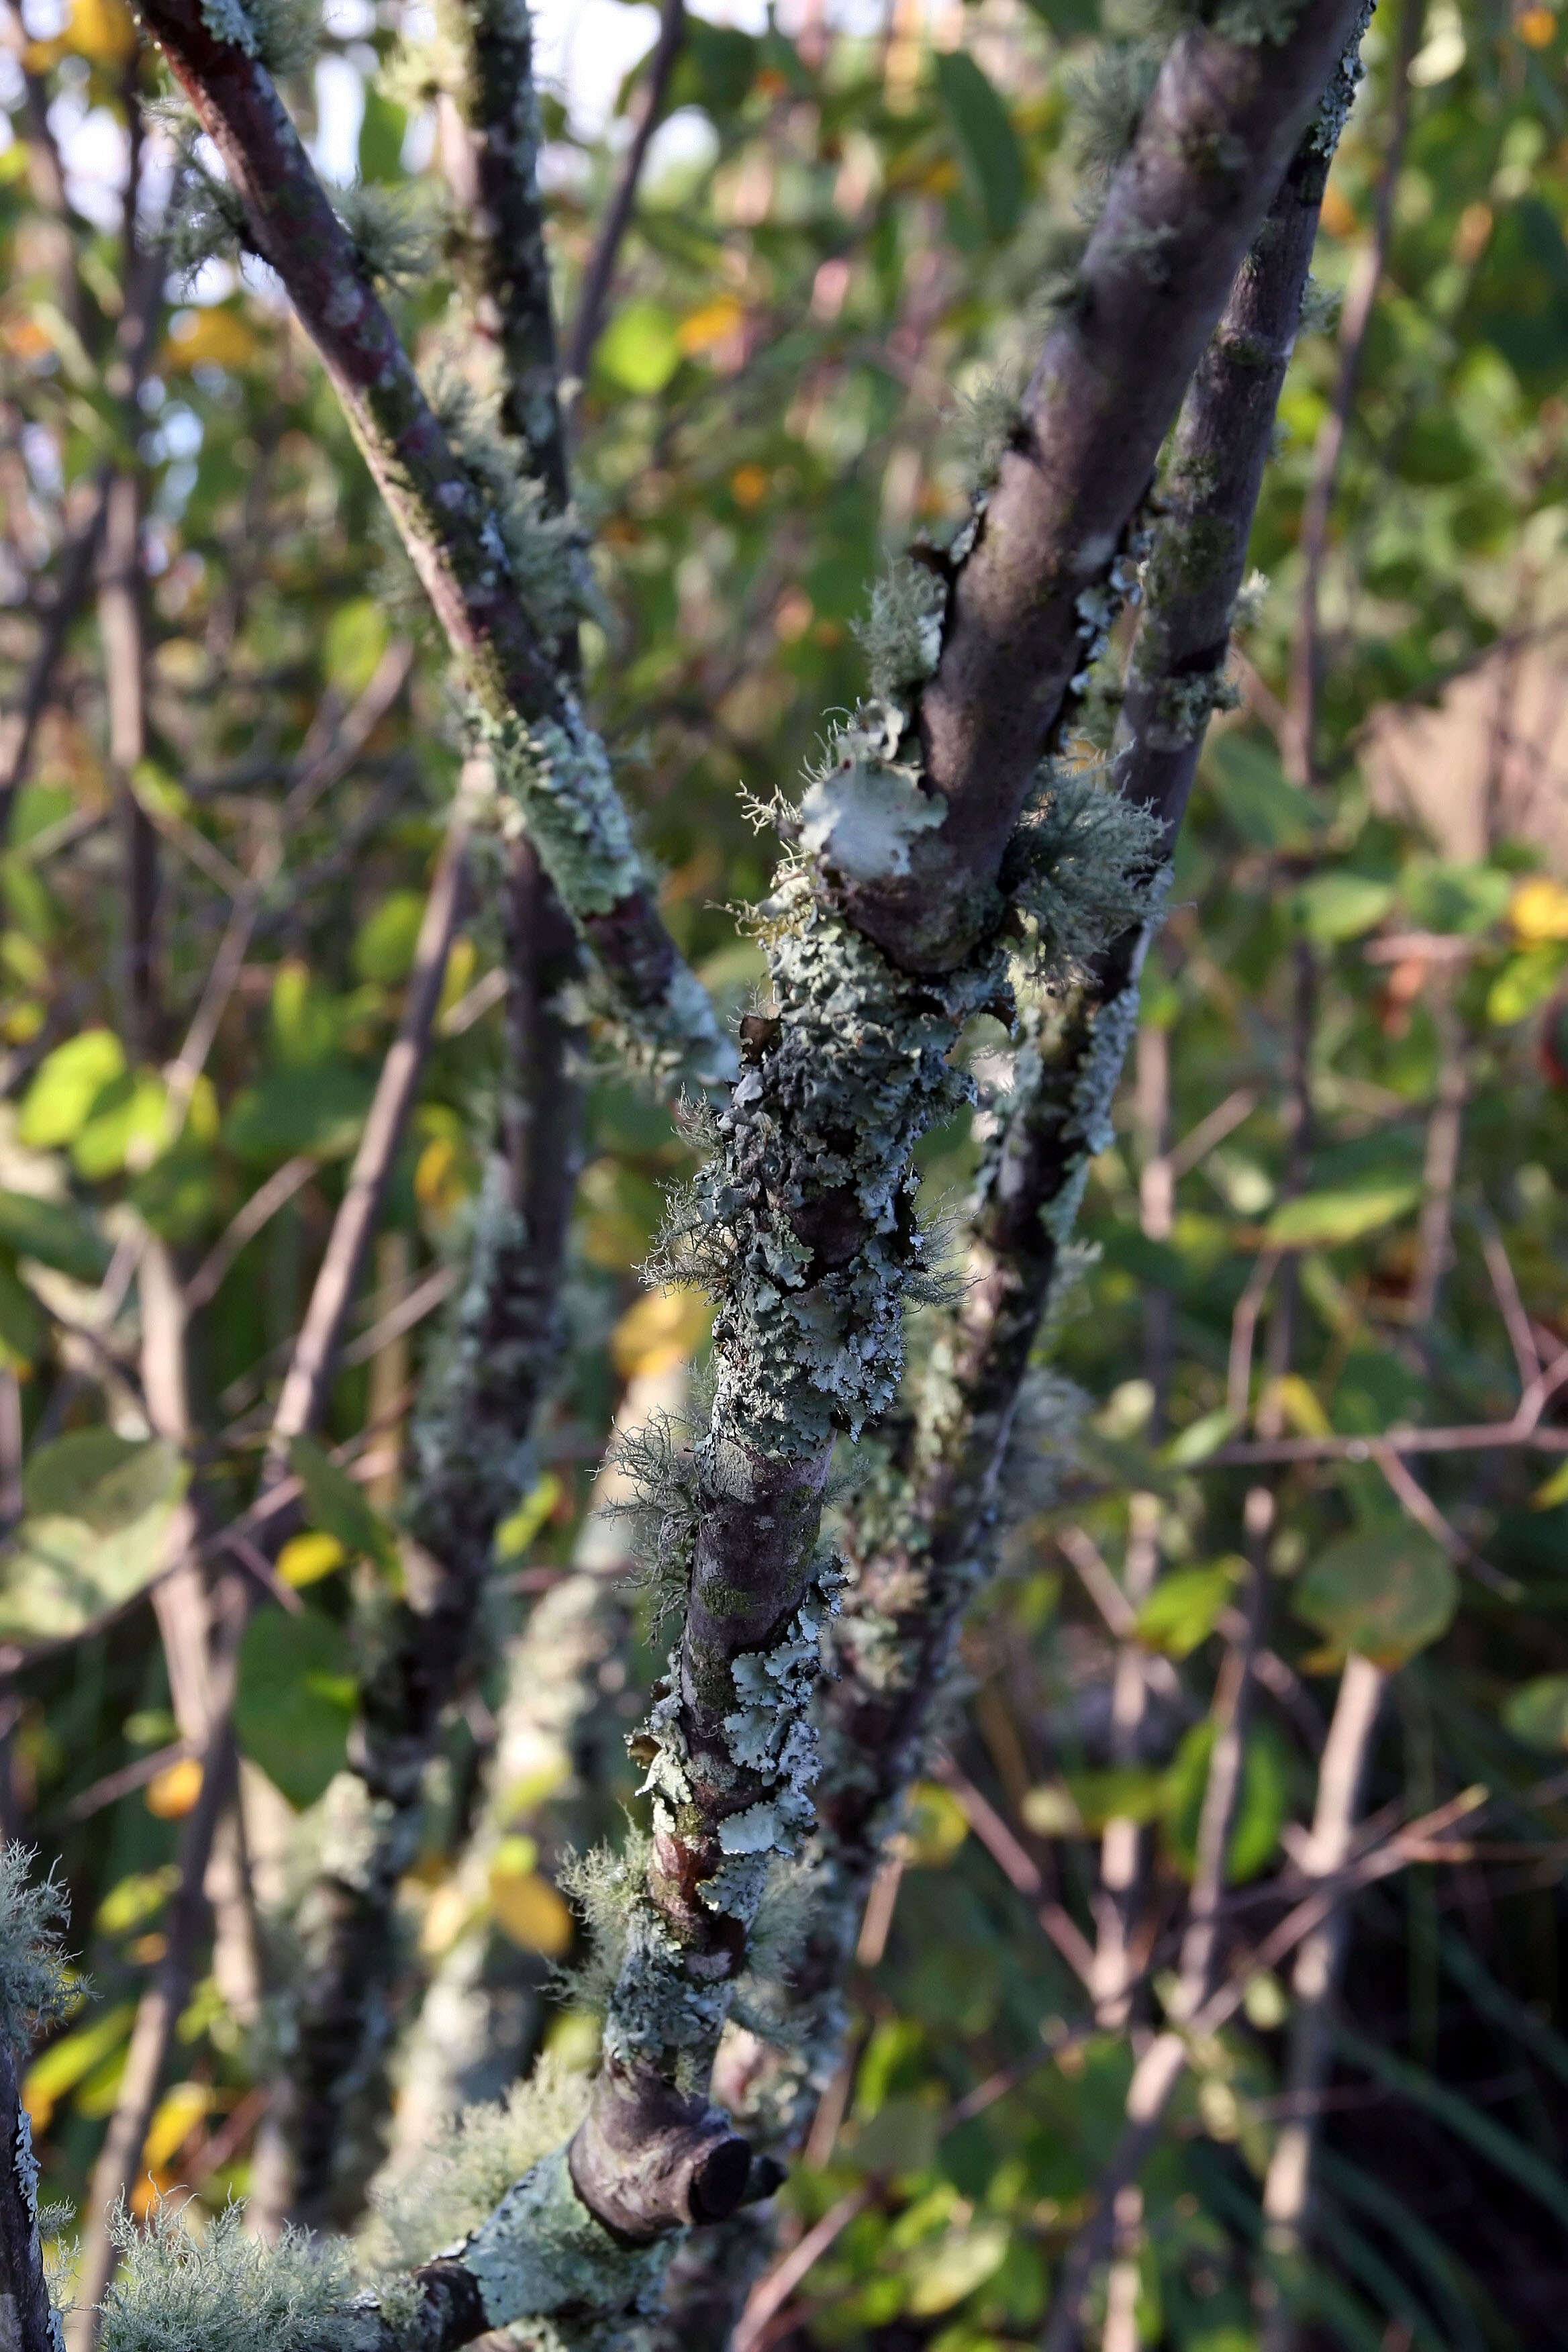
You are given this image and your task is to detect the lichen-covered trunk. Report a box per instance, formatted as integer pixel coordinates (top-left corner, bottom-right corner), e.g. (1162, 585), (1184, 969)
(0, 2035), (61, 2352)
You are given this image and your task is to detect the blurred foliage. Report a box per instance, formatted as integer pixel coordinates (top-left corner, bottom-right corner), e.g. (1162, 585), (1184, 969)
(3, 0), (1568, 2339)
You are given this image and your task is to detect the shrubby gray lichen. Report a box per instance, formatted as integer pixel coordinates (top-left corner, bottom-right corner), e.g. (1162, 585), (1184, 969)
(0, 1846), (72, 2052)
(333, 183), (446, 294)
(850, 560), (946, 703)
(365, 2057), (591, 2274)
(96, 2202), (371, 2352)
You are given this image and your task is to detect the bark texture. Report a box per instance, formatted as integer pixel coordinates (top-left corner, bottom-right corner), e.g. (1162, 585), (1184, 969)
(842, 0), (1371, 971)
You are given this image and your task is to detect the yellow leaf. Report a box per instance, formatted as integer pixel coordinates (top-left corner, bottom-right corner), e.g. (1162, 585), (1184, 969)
(1510, 875), (1568, 943)
(66, 0), (137, 60)
(901, 1781), (969, 1867)
(142, 2080), (210, 2172)
(414, 1134), (466, 1221)
(495, 1473), (563, 1561)
(160, 307), (261, 374)
(677, 296), (744, 356)
(1263, 1372), (1331, 1438)
(1319, 181), (1357, 237)
(610, 1285), (711, 1379)
(489, 1865), (574, 1956)
(419, 1879), (473, 1959)
(277, 1530), (347, 1589)
(1533, 1458), (1568, 1510)
(146, 1757), (203, 1818)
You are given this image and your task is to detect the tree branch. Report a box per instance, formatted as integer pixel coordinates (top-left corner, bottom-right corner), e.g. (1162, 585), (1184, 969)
(565, 0), (687, 391)
(1258, 1653), (1386, 2351)
(0, 2030), (60, 2352)
(840, 0), (1373, 971)
(135, 0), (732, 1090)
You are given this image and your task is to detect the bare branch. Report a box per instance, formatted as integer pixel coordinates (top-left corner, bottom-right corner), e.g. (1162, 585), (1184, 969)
(565, 0), (687, 391)
(1285, 0), (1422, 783)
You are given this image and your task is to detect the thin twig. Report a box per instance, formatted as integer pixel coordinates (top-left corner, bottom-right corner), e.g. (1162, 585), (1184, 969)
(185, 1155), (317, 1312)
(564, 0), (687, 390)
(1284, 0), (1422, 783)
(266, 821), (467, 1460)
(1473, 1206), (1540, 1393)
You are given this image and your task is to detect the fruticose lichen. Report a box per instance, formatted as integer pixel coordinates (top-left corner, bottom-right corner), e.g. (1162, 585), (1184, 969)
(0, 1846), (72, 2051)
(96, 2202), (370, 2352)
(364, 2056), (592, 2273)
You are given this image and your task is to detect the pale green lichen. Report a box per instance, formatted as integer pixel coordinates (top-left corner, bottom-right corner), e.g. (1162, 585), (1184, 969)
(0, 1846), (72, 2051)
(162, 148), (248, 281)
(1067, 40), (1163, 197)
(429, 365), (598, 648)
(1005, 763), (1166, 971)
(1307, 0), (1374, 148)
(797, 706), (946, 885)
(479, 708), (644, 919)
(96, 2203), (369, 2352)
(851, 560), (946, 703)
(954, 366), (1026, 493)
(460, 2147), (667, 2341)
(364, 2056), (591, 2273)
(333, 183), (446, 293)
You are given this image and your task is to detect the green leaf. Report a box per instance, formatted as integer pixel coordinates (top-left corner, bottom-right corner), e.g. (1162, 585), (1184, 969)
(17, 1028), (126, 1149)
(358, 84), (406, 183)
(0, 1435), (189, 1647)
(903, 2222), (1010, 2316)
(595, 301), (681, 395)
(1204, 736), (1324, 849)
(352, 889), (428, 986)
(1487, 942), (1567, 1025)
(1136, 1561), (1240, 1657)
(234, 1603), (356, 1810)
(70, 1068), (166, 1181)
(224, 1063), (376, 1162)
(666, 21), (756, 115)
(1292, 872), (1395, 944)
(1293, 1526), (1458, 1667)
(1265, 1181), (1421, 1247)
(0, 1257), (44, 1372)
(0, 1191), (108, 1282)
(1018, 0), (1097, 33)
(1061, 1765), (1167, 1832)
(324, 597), (390, 696)
(1502, 1673), (1568, 1751)
(1164, 1408), (1241, 1467)
(934, 51), (1023, 238)
(1468, 197), (1568, 391)
(1163, 1720), (1287, 1883)
(289, 1435), (397, 1571)
(1400, 859), (1512, 937)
